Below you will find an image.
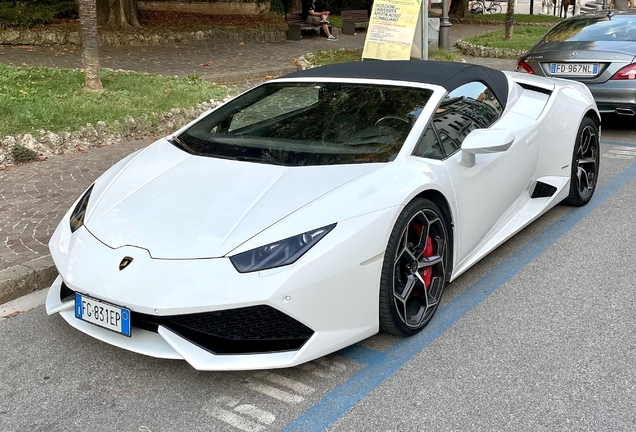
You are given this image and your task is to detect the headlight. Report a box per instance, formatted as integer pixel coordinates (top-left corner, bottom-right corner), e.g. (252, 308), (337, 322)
(230, 224), (336, 273)
(70, 185), (94, 233)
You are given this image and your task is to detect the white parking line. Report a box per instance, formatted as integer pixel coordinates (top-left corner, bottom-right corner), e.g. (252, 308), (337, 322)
(312, 358), (347, 378)
(205, 406), (267, 432)
(234, 404), (276, 425)
(603, 147), (636, 159)
(244, 381), (305, 404)
(254, 372), (316, 396)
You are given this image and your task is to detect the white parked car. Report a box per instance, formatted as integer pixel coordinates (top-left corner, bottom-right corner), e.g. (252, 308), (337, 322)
(46, 61), (600, 370)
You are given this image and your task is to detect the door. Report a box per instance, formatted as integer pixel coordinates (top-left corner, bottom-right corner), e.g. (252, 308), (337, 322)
(435, 82), (541, 262)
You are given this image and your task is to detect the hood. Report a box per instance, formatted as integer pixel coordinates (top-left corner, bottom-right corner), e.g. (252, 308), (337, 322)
(85, 139), (382, 259)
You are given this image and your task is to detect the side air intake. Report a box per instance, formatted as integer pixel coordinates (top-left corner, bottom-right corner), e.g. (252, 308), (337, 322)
(531, 181), (557, 198)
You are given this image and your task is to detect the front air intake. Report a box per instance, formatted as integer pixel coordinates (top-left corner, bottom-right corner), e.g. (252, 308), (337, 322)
(133, 305), (314, 355)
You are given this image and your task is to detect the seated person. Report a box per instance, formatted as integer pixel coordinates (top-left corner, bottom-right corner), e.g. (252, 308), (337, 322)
(302, 0), (338, 41)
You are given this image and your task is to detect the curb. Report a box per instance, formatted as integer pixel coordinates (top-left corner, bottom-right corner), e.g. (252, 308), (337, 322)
(456, 39), (526, 59)
(0, 28), (287, 47)
(0, 256), (57, 305)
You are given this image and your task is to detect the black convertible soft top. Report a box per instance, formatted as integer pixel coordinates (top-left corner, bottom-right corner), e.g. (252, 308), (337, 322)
(284, 60), (510, 109)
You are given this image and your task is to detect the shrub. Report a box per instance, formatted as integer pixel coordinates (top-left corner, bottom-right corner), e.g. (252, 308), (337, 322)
(11, 144), (38, 164)
(0, 0), (77, 30)
(270, 0), (286, 14)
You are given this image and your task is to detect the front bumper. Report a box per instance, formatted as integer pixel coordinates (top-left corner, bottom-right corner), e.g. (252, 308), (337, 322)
(46, 209), (395, 370)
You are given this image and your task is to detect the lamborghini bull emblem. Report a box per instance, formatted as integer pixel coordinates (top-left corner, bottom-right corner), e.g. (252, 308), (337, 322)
(119, 256), (134, 271)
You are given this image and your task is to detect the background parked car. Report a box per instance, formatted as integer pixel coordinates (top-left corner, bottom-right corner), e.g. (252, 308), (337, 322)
(517, 10), (636, 117)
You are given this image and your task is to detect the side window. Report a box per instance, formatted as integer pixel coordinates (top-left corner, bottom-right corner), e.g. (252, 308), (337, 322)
(432, 82), (503, 157)
(413, 125), (443, 160)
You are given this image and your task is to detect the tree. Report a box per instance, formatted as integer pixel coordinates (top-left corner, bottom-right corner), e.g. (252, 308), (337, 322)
(96, 0), (141, 28)
(79, 0), (103, 92)
(504, 0), (515, 40)
(449, 0), (470, 18)
(284, 0), (302, 13)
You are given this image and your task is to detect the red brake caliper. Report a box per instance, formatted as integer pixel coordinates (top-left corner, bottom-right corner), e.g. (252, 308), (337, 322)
(412, 224), (433, 291)
(422, 237), (433, 288)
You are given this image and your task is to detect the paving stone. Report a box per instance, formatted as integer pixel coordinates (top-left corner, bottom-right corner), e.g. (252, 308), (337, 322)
(0, 140), (150, 273)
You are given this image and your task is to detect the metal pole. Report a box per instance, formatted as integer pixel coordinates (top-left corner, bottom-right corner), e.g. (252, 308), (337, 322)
(530, 0), (535, 14)
(439, 0), (451, 50)
(423, 0), (429, 59)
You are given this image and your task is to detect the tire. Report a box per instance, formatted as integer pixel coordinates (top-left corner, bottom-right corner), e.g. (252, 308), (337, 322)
(563, 117), (600, 207)
(379, 198), (450, 337)
(469, 2), (483, 13)
(489, 2), (502, 13)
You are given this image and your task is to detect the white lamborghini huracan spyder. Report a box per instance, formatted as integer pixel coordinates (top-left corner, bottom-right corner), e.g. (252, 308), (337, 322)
(46, 61), (600, 370)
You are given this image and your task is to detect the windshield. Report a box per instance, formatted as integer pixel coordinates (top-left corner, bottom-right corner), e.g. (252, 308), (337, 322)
(176, 82), (433, 166)
(539, 16), (636, 43)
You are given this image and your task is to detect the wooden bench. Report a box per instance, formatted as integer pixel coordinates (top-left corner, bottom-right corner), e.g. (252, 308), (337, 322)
(286, 12), (332, 41)
(341, 10), (369, 35)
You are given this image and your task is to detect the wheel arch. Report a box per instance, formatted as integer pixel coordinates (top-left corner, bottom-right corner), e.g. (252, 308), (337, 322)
(584, 108), (601, 129)
(413, 189), (454, 279)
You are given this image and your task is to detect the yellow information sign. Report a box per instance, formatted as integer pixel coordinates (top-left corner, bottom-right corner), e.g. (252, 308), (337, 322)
(362, 0), (421, 61)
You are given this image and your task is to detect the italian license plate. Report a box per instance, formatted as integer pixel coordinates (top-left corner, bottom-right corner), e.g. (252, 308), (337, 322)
(551, 63), (599, 76)
(75, 293), (131, 337)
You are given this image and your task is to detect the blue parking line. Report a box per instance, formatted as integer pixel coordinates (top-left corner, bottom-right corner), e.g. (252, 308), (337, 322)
(336, 344), (387, 366)
(601, 140), (636, 148)
(283, 160), (636, 432)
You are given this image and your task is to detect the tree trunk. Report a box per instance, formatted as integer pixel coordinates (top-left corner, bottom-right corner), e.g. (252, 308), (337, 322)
(284, 0), (302, 14)
(97, 0), (141, 28)
(504, 0), (515, 40)
(449, 0), (469, 17)
(79, 0), (103, 93)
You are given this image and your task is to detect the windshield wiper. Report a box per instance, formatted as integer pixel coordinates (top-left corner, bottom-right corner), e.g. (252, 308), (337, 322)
(169, 136), (195, 155)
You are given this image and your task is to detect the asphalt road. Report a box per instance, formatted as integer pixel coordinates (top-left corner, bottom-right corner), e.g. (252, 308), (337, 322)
(1, 116), (636, 432)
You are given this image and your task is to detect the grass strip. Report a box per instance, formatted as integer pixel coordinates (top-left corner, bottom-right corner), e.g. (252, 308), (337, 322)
(307, 48), (463, 66)
(464, 26), (548, 51)
(0, 64), (227, 137)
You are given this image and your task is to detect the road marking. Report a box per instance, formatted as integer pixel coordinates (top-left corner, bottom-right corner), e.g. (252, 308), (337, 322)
(205, 406), (267, 432)
(602, 146), (636, 160)
(206, 396), (277, 431)
(245, 380), (305, 404)
(312, 359), (346, 378)
(601, 140), (636, 148)
(216, 395), (240, 407)
(254, 372), (316, 396)
(234, 404), (276, 425)
(282, 158), (636, 432)
(604, 154), (634, 159)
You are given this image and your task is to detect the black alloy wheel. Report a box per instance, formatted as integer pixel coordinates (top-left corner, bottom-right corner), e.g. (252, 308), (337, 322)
(380, 198), (450, 336)
(564, 117), (600, 206)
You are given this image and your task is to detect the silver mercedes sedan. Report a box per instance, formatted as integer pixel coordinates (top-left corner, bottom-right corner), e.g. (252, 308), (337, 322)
(517, 10), (636, 117)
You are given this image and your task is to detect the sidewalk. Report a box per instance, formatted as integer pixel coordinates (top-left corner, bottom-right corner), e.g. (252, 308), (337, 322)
(0, 24), (515, 84)
(0, 24), (517, 305)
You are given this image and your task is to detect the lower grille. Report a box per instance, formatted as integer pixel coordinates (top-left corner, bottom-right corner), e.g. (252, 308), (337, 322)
(58, 284), (313, 355)
(134, 306), (314, 355)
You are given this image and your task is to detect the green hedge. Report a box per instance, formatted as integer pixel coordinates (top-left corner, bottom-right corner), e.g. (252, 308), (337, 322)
(271, 0), (286, 14)
(0, 0), (77, 30)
